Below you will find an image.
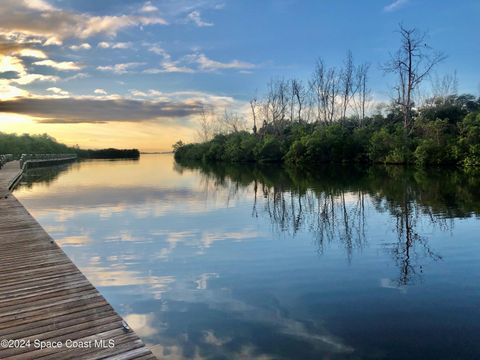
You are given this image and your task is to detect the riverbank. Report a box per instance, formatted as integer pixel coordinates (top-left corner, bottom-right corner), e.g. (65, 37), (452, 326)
(174, 94), (480, 168)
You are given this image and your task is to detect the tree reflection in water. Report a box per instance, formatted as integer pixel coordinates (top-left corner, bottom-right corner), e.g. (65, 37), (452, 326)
(18, 159), (140, 190)
(175, 161), (480, 285)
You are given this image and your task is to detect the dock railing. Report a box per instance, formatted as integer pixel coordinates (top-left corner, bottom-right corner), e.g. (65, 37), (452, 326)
(19, 153), (77, 169)
(0, 154), (14, 169)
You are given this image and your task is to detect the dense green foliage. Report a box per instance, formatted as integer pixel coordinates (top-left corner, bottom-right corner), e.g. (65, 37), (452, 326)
(0, 132), (140, 159)
(174, 94), (480, 168)
(0, 132), (73, 155)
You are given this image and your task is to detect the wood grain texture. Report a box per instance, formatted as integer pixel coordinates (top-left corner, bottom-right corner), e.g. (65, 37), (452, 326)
(0, 161), (157, 359)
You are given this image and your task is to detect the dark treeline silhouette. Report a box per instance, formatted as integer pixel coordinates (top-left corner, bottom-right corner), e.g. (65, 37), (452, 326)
(174, 25), (480, 168)
(0, 132), (140, 159)
(176, 160), (480, 285)
(75, 148), (140, 159)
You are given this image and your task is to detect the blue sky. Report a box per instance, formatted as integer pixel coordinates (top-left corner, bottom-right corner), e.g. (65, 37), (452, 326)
(0, 0), (479, 150)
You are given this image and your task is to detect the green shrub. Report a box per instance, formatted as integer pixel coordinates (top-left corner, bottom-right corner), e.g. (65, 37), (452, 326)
(254, 136), (284, 162)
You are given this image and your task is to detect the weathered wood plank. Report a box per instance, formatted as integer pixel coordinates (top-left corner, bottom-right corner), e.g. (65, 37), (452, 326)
(0, 299), (111, 328)
(0, 161), (157, 359)
(0, 305), (114, 336)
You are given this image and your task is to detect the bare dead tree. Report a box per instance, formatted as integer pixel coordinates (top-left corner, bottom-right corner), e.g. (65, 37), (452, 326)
(303, 89), (316, 123)
(310, 59), (328, 123)
(431, 71), (458, 101)
(250, 94), (258, 135)
(383, 25), (446, 133)
(196, 104), (215, 142)
(263, 78), (290, 134)
(310, 59), (341, 124)
(220, 109), (248, 134)
(289, 79), (295, 122)
(291, 78), (305, 122)
(277, 78), (289, 122)
(340, 50), (356, 119)
(353, 62), (371, 123)
(310, 59), (337, 123)
(326, 67), (340, 123)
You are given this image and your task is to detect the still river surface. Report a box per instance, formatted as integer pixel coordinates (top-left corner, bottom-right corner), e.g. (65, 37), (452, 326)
(14, 154), (480, 359)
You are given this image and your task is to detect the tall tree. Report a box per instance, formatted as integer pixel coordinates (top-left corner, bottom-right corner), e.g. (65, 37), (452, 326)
(431, 71), (458, 100)
(291, 79), (305, 122)
(354, 62), (371, 122)
(196, 105), (215, 142)
(250, 95), (258, 135)
(310, 59), (340, 124)
(340, 51), (355, 119)
(263, 78), (289, 134)
(384, 25), (445, 133)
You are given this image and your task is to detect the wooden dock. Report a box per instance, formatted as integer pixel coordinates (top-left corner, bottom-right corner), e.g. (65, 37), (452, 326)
(0, 161), (157, 360)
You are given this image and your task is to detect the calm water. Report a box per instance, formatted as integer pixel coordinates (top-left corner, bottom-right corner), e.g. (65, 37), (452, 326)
(14, 155), (480, 360)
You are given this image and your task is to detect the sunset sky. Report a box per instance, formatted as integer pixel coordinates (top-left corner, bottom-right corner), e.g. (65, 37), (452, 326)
(0, 0), (478, 151)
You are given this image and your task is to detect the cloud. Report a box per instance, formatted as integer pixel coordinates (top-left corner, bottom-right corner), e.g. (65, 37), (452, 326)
(0, 80), (29, 99)
(191, 53), (255, 71)
(129, 89), (156, 97)
(16, 48), (47, 58)
(63, 72), (89, 81)
(71, 15), (167, 39)
(128, 89), (238, 110)
(148, 45), (168, 56)
(146, 46), (255, 74)
(47, 86), (68, 96)
(23, 0), (57, 12)
(97, 62), (144, 74)
(0, 54), (59, 85)
(0, 44), (47, 62)
(12, 73), (59, 85)
(0, 96), (205, 123)
(0, 1), (167, 45)
(154, 0), (225, 19)
(140, 2), (159, 13)
(0, 55), (26, 74)
(187, 10), (213, 27)
(96, 41), (131, 49)
(384, 0), (408, 12)
(69, 43), (91, 51)
(97, 41), (110, 49)
(0, 88), (241, 123)
(33, 59), (83, 70)
(112, 42), (132, 49)
(144, 64), (195, 74)
(0, 42), (24, 55)
(146, 45), (195, 73)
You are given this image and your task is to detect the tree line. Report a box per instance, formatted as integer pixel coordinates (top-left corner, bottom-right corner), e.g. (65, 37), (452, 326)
(0, 132), (140, 159)
(174, 25), (480, 168)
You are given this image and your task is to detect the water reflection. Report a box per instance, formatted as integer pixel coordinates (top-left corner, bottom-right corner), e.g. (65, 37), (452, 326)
(18, 161), (76, 188)
(14, 156), (480, 360)
(174, 162), (480, 286)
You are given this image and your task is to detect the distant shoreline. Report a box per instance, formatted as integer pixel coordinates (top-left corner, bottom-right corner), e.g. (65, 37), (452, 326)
(141, 151), (173, 154)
